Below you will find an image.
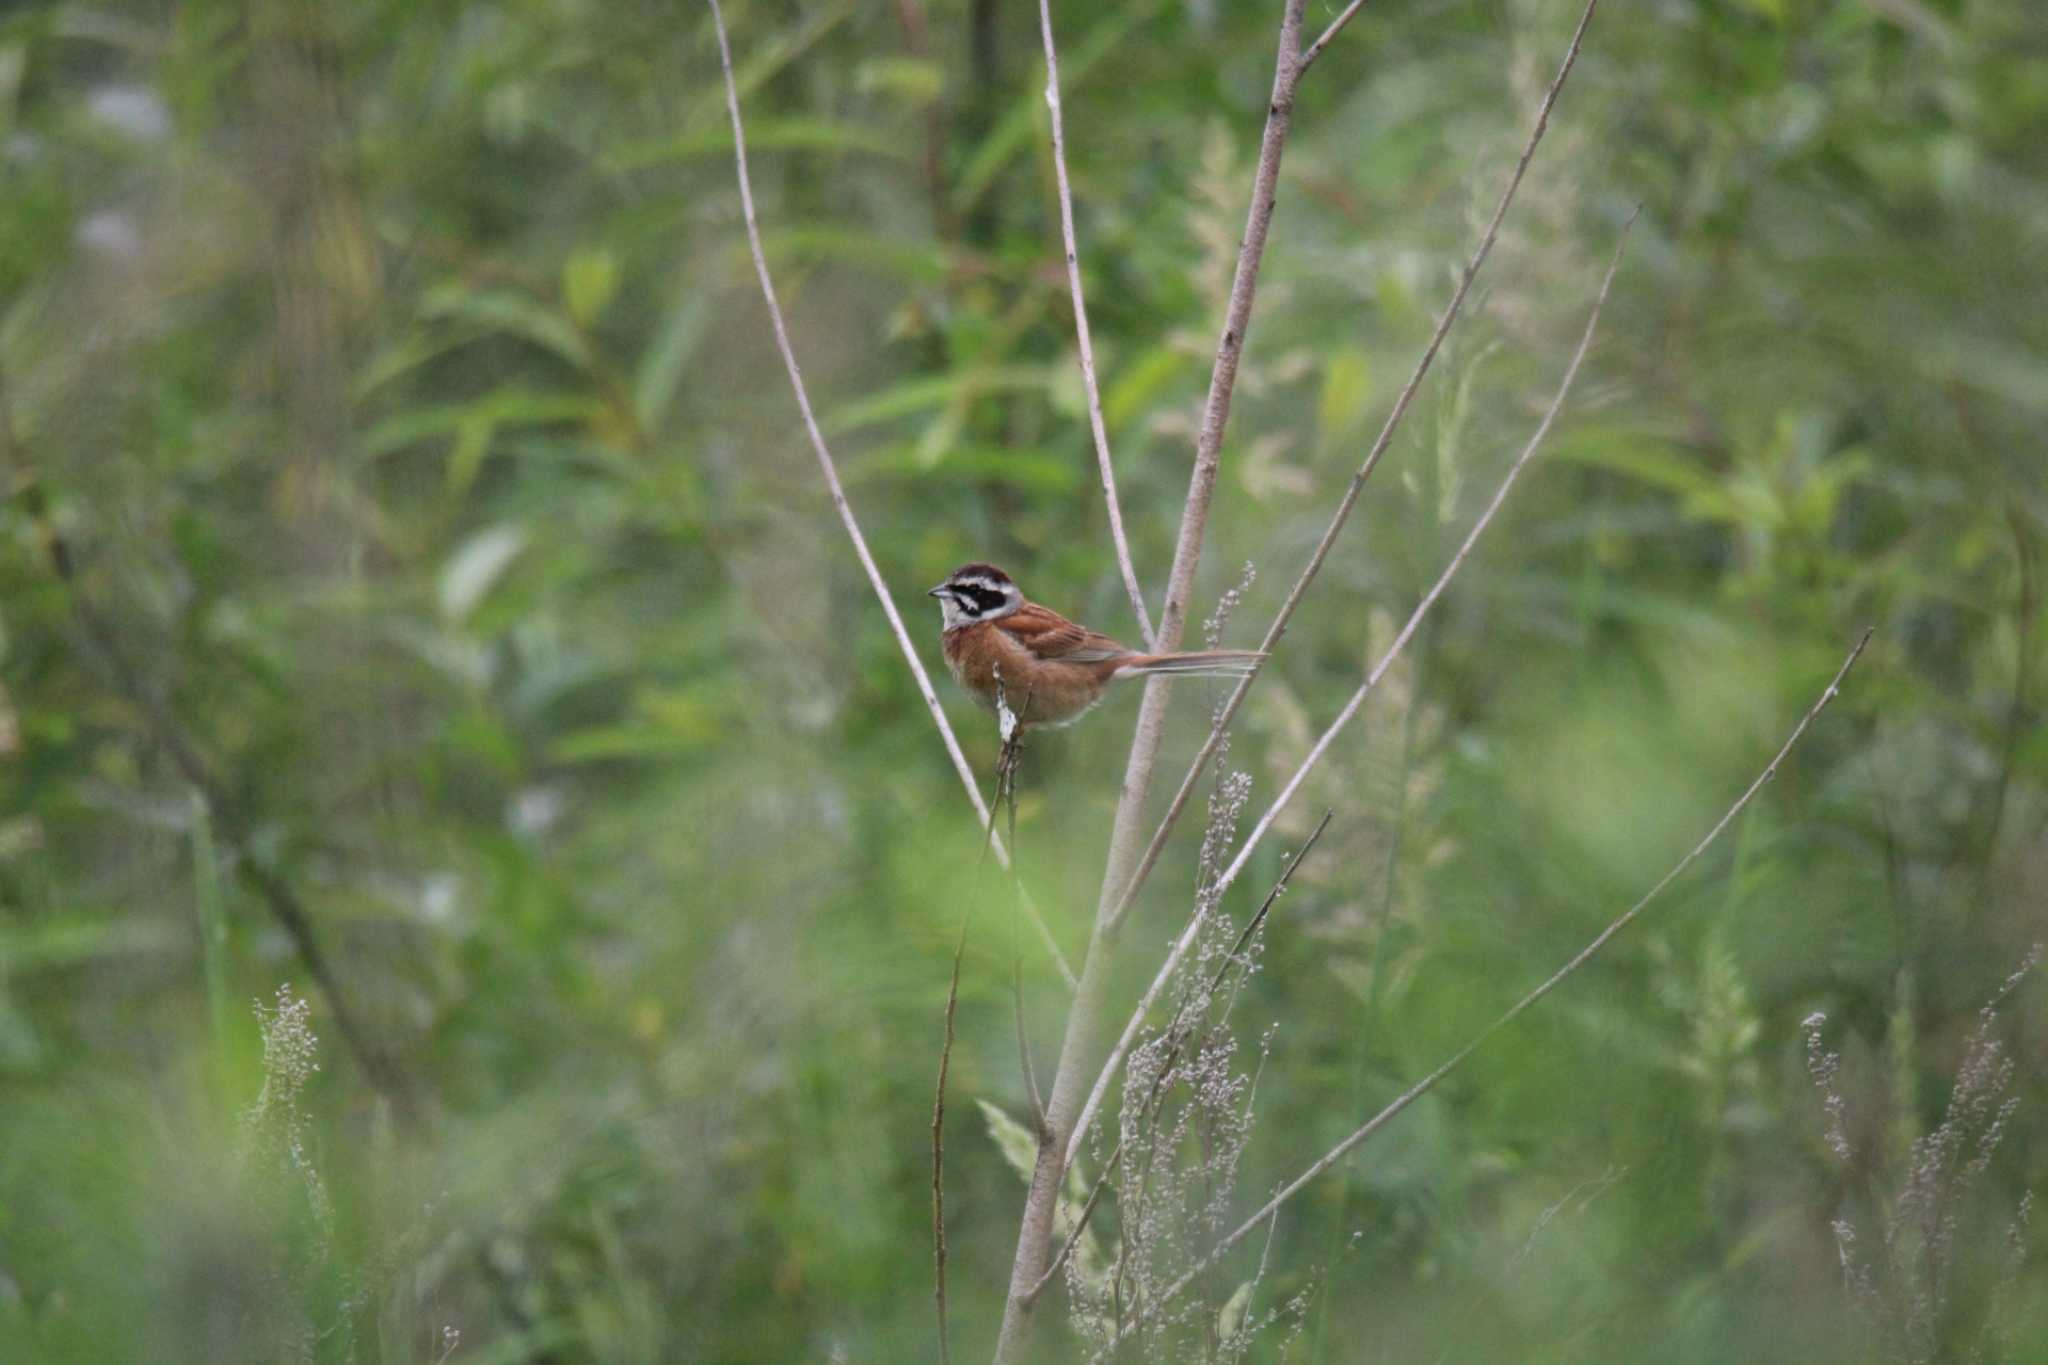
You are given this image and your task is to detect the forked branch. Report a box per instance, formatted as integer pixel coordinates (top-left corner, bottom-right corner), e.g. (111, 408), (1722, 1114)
(994, 1), (1312, 1354)
(1069, 209), (1636, 1172)
(1098, 0), (1603, 946)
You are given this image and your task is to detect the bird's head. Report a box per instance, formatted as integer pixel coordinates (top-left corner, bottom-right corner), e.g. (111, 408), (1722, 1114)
(928, 562), (1022, 629)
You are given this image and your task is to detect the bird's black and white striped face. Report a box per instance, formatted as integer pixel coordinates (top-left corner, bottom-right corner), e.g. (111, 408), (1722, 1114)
(928, 563), (1023, 630)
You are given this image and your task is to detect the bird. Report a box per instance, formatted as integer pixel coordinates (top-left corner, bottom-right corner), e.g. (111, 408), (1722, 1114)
(928, 562), (1263, 730)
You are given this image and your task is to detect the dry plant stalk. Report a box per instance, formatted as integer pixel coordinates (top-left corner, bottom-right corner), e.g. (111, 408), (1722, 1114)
(1038, 811), (1333, 1356)
(1806, 947), (2040, 1362)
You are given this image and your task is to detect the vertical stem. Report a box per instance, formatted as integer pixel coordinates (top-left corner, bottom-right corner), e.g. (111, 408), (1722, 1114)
(1038, 0), (1155, 646)
(994, 1), (1309, 1355)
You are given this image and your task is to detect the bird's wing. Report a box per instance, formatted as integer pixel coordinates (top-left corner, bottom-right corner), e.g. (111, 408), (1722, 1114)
(997, 604), (1129, 663)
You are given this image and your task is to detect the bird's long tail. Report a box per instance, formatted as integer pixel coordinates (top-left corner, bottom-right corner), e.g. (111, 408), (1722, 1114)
(1113, 649), (1265, 681)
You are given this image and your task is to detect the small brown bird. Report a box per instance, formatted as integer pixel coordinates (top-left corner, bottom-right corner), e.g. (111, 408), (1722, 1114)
(929, 563), (1263, 729)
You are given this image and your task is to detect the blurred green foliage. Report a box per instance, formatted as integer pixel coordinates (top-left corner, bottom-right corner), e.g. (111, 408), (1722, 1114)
(0, 0), (2043, 1359)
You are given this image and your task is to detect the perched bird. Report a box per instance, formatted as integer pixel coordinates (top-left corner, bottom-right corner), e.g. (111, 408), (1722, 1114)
(929, 562), (1263, 730)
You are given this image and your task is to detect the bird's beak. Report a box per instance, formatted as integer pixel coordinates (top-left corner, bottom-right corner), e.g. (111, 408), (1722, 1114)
(927, 584), (946, 598)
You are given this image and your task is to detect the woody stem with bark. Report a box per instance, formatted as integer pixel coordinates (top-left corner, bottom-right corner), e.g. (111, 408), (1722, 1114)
(1097, 0), (1601, 948)
(993, 0), (1309, 1356)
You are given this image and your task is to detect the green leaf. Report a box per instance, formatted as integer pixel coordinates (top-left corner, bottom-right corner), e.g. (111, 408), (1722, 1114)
(755, 226), (951, 284)
(824, 366), (1057, 436)
(421, 283), (592, 370)
(1104, 344), (1188, 430)
(847, 443), (1081, 495)
(439, 524), (527, 622)
(634, 292), (713, 430)
(563, 247), (620, 329)
(978, 1098), (1039, 1186)
(354, 329), (468, 399)
(1548, 430), (1741, 521)
(976, 1100), (1108, 1291)
(1217, 1279), (1254, 1343)
(954, 0), (1171, 215)
(359, 389), (600, 463)
(855, 57), (943, 106)
(447, 415), (495, 494)
(607, 118), (907, 171)
(1317, 347), (1374, 450)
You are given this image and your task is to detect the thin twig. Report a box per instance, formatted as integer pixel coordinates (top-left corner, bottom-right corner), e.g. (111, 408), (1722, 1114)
(931, 888), (974, 1365)
(1099, 0), (1603, 945)
(1122, 628), (1874, 1334)
(994, 2), (1312, 1353)
(705, 0), (1076, 991)
(1069, 211), (1636, 1173)
(1023, 811), (1333, 1306)
(1301, 0), (1374, 72)
(1038, 0), (1154, 647)
(931, 729), (1018, 1365)
(998, 712), (1049, 1131)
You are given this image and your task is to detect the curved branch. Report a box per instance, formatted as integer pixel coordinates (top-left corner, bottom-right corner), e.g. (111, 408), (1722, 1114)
(706, 0), (1074, 989)
(1038, 0), (1155, 647)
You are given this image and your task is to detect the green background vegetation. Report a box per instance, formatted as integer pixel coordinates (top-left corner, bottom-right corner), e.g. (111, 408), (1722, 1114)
(1, 0), (2043, 1359)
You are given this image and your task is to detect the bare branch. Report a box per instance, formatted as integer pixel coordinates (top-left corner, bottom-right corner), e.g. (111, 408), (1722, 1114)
(1099, 0), (1604, 946)
(1128, 628), (1874, 1331)
(1070, 212), (1636, 1173)
(1301, 0), (1373, 73)
(1038, 0), (1154, 647)
(995, 2), (1313, 1351)
(705, 0), (1076, 990)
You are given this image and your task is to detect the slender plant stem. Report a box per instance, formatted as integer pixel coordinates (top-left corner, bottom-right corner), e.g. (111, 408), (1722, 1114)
(932, 905), (971, 1365)
(933, 710), (1031, 1364)
(1038, 0), (1154, 647)
(704, 0), (1077, 990)
(993, 1), (1312, 1354)
(1121, 629), (1874, 1335)
(1068, 211), (1635, 1173)
(1098, 0), (1603, 946)
(1301, 0), (1374, 72)
(1023, 811), (1332, 1306)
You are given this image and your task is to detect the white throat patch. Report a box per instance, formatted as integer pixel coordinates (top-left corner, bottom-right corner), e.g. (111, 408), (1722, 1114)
(935, 576), (1018, 629)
